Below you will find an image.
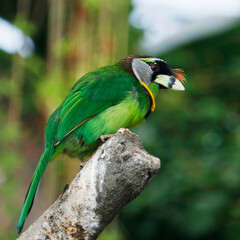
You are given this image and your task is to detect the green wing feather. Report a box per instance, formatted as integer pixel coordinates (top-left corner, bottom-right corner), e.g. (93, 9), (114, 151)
(52, 65), (136, 145)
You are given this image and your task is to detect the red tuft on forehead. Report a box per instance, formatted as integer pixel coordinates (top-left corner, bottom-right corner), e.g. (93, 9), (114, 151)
(172, 68), (186, 83)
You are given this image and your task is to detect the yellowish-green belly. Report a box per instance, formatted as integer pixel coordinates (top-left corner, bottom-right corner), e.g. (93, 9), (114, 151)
(81, 93), (148, 144)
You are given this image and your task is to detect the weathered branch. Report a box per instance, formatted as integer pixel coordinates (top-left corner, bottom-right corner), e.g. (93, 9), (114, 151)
(17, 128), (160, 240)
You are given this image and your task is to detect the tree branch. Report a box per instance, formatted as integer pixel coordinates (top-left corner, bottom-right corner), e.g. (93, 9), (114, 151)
(17, 128), (160, 240)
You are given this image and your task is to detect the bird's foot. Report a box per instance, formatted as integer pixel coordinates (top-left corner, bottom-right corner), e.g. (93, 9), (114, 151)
(79, 162), (86, 169)
(100, 134), (114, 143)
(61, 184), (69, 195)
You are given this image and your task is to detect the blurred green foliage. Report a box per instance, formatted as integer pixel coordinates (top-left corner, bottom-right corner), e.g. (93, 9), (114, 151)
(120, 25), (240, 240)
(0, 1), (240, 240)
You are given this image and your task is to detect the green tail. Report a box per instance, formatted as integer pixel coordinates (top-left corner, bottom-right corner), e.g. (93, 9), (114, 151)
(17, 147), (54, 234)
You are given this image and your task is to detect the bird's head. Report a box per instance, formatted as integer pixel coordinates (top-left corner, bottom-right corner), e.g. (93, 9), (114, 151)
(121, 55), (185, 91)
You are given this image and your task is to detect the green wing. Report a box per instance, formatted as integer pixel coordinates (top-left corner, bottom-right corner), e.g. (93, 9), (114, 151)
(47, 66), (135, 146)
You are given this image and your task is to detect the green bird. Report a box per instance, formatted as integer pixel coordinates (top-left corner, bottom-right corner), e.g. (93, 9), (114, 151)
(17, 55), (185, 233)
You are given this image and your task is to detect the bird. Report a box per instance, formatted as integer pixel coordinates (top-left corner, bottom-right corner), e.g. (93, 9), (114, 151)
(17, 55), (185, 233)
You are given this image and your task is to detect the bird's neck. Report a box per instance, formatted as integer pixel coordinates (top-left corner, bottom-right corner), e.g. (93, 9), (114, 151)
(147, 83), (159, 112)
(148, 83), (160, 98)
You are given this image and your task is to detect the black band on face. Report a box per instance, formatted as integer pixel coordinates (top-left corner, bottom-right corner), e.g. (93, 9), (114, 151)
(149, 60), (173, 81)
(168, 76), (176, 88)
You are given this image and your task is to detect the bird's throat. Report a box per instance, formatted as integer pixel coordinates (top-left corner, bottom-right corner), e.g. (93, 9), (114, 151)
(139, 81), (156, 112)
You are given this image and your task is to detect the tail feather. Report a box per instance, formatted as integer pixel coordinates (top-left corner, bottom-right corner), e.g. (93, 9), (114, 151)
(17, 147), (54, 234)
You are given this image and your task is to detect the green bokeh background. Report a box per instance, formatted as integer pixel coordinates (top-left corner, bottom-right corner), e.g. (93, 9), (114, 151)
(0, 1), (240, 239)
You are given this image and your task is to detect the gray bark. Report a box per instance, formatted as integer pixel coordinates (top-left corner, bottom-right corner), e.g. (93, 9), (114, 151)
(17, 128), (160, 240)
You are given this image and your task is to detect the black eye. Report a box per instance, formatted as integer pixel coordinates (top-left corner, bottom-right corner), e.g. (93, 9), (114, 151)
(151, 64), (158, 71)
